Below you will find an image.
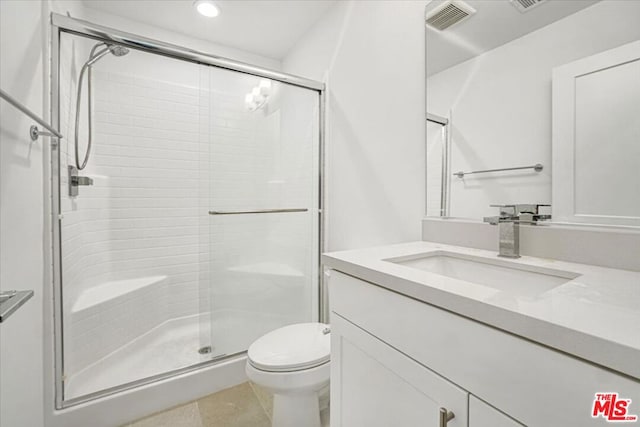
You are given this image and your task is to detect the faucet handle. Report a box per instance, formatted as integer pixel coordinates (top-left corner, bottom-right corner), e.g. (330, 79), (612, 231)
(485, 203), (514, 224)
(489, 204), (517, 216)
(524, 204), (550, 214)
(517, 204), (551, 213)
(486, 204), (551, 224)
(527, 213), (552, 223)
(490, 204), (550, 215)
(518, 205), (551, 223)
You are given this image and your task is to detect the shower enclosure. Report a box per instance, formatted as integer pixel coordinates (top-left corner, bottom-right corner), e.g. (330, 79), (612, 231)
(51, 15), (324, 408)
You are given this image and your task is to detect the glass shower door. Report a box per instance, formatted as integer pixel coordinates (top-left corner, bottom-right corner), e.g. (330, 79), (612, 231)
(57, 31), (216, 401)
(54, 20), (324, 408)
(202, 68), (320, 359)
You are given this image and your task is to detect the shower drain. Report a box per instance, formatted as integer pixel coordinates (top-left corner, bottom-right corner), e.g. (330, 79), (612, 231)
(198, 346), (212, 355)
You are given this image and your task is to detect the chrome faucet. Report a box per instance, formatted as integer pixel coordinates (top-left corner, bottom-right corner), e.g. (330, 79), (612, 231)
(483, 204), (551, 258)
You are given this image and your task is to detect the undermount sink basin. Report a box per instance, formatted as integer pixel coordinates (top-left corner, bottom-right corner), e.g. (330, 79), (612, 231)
(386, 251), (580, 295)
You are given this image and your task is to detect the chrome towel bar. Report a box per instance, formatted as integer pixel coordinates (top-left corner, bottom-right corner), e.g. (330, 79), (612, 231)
(0, 88), (63, 140)
(209, 208), (308, 215)
(454, 163), (543, 178)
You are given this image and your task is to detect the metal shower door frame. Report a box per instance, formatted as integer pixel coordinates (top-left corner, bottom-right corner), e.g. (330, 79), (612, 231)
(50, 13), (326, 409)
(426, 113), (450, 217)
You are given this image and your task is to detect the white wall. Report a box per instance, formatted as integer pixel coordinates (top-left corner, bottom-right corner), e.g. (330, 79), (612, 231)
(426, 0), (640, 220)
(283, 0), (429, 251)
(1, 2), (94, 425)
(0, 1), (49, 426)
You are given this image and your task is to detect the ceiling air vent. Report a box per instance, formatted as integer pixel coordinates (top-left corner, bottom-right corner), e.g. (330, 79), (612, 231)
(425, 0), (476, 31)
(509, 0), (548, 13)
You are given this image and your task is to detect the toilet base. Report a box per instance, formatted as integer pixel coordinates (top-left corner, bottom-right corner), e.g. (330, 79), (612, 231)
(246, 362), (329, 427)
(272, 392), (321, 427)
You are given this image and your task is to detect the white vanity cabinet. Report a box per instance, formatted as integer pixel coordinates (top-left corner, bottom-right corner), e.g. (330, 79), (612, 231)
(328, 270), (640, 427)
(331, 314), (468, 427)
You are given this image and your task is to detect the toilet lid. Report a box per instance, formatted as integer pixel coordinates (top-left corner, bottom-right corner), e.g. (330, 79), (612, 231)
(248, 323), (331, 372)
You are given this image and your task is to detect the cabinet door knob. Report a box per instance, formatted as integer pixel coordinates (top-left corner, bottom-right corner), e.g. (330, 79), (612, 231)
(439, 407), (455, 427)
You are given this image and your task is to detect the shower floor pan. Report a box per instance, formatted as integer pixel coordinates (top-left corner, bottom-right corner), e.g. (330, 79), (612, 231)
(64, 310), (289, 400)
(65, 314), (204, 400)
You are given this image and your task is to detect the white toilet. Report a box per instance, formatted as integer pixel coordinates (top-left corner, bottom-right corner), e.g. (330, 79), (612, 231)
(246, 322), (331, 427)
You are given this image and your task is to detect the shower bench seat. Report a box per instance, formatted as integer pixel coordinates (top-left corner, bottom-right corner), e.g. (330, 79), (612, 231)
(72, 275), (168, 313)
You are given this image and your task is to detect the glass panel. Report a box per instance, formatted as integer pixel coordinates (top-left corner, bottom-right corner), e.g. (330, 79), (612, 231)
(426, 120), (445, 216)
(205, 68), (320, 358)
(58, 32), (211, 399)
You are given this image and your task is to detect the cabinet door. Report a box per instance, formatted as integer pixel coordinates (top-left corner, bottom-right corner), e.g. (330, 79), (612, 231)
(330, 314), (468, 427)
(470, 396), (524, 427)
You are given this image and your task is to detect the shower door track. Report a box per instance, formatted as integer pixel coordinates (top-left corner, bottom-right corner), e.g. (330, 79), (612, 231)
(50, 13), (326, 410)
(51, 14), (324, 91)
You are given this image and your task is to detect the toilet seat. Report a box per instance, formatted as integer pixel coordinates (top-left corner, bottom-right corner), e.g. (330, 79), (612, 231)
(248, 323), (330, 372)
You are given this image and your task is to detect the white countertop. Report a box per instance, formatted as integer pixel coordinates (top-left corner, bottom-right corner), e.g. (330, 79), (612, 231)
(322, 241), (640, 380)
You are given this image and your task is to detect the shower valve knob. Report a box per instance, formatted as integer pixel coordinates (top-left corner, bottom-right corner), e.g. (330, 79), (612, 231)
(68, 165), (93, 197)
(72, 176), (94, 186)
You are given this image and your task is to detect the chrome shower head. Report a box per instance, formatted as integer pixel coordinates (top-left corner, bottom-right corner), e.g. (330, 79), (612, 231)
(84, 43), (129, 68)
(108, 44), (129, 57)
(74, 42), (131, 172)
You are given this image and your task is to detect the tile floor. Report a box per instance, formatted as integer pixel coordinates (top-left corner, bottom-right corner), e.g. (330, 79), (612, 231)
(123, 382), (330, 427)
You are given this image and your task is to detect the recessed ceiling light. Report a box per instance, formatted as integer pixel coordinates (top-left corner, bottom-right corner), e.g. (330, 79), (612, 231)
(193, 0), (220, 18)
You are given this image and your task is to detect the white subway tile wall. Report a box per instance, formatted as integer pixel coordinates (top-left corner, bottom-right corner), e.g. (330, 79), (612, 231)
(61, 66), (206, 377)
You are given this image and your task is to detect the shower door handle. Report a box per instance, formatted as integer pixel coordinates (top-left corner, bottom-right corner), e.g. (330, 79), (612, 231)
(208, 208), (308, 215)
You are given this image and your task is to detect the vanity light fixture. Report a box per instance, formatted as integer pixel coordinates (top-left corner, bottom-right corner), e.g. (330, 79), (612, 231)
(194, 0), (220, 18)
